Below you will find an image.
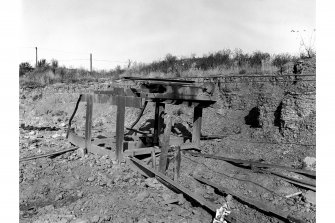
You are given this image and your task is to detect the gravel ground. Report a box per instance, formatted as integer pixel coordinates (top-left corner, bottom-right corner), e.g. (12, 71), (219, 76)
(19, 58), (316, 223)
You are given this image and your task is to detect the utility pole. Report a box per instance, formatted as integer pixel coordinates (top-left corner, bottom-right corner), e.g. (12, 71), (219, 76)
(35, 47), (38, 67)
(90, 53), (92, 74)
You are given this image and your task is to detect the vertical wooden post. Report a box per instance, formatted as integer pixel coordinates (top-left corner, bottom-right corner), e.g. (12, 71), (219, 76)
(159, 115), (172, 174)
(192, 106), (203, 148)
(84, 94), (93, 155)
(115, 95), (126, 162)
(174, 146), (181, 180)
(151, 147), (156, 169)
(154, 102), (165, 146)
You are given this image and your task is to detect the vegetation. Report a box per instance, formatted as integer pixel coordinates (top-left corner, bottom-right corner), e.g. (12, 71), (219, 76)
(19, 62), (34, 76)
(19, 48), (314, 87)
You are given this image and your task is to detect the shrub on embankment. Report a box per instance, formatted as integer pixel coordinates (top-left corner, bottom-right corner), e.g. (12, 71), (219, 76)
(19, 49), (311, 87)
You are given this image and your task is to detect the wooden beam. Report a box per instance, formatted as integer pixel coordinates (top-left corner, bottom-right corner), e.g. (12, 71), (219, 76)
(115, 95), (126, 161)
(262, 169), (316, 191)
(129, 157), (239, 223)
(174, 146), (181, 180)
(159, 115), (172, 174)
(186, 151), (316, 178)
(84, 94), (93, 155)
(67, 130), (115, 158)
(153, 102), (165, 145)
(194, 176), (305, 223)
(151, 147), (156, 169)
(192, 106), (203, 147)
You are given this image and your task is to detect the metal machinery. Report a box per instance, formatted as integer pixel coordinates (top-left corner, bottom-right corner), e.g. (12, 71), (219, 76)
(66, 77), (216, 163)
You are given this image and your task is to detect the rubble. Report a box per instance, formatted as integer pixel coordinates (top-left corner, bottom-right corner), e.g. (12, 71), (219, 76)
(19, 60), (316, 223)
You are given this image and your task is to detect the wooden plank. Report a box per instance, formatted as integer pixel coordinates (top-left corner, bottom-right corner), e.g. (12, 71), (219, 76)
(194, 176), (305, 223)
(151, 147), (156, 169)
(84, 94), (93, 155)
(124, 147), (160, 156)
(159, 115), (172, 174)
(129, 158), (237, 220)
(67, 130), (115, 158)
(192, 106), (203, 147)
(186, 152), (316, 178)
(180, 142), (200, 151)
(115, 95), (126, 161)
(263, 169), (316, 191)
(153, 102), (165, 145)
(174, 146), (181, 180)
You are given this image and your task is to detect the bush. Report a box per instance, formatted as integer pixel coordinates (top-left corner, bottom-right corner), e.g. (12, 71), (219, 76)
(272, 54), (292, 74)
(19, 62), (34, 76)
(51, 59), (59, 73)
(249, 51), (270, 68)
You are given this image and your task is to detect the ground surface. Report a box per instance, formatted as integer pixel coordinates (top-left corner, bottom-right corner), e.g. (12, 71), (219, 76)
(19, 59), (316, 223)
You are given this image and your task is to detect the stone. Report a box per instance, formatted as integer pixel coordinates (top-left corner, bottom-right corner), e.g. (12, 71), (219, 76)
(302, 157), (316, 171)
(137, 191), (149, 201)
(226, 194), (233, 202)
(87, 176), (95, 182)
(178, 194), (186, 205)
(77, 191), (83, 198)
(303, 190), (316, 205)
(70, 218), (90, 223)
(90, 215), (100, 223)
(144, 178), (162, 189)
(52, 133), (61, 138)
(55, 192), (64, 201)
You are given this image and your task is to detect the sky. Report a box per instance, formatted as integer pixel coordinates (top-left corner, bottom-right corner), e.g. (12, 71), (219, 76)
(19, 0), (315, 70)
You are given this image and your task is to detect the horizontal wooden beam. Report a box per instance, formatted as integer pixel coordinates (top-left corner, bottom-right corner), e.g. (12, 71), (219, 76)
(194, 176), (305, 223)
(186, 152), (316, 178)
(67, 130), (115, 158)
(129, 157), (240, 223)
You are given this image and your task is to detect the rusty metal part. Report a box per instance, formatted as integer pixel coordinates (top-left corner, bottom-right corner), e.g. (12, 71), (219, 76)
(186, 152), (316, 178)
(129, 157), (240, 223)
(194, 176), (305, 223)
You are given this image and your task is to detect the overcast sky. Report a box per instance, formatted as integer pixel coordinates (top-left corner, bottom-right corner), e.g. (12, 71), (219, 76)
(20, 0), (315, 70)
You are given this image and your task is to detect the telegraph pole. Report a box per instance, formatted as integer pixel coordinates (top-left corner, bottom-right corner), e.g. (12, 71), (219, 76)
(35, 47), (38, 67)
(90, 53), (92, 74)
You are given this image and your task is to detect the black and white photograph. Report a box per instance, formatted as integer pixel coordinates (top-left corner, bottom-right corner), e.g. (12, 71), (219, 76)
(9, 0), (330, 222)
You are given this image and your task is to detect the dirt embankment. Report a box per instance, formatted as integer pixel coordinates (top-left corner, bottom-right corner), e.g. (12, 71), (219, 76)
(19, 57), (316, 223)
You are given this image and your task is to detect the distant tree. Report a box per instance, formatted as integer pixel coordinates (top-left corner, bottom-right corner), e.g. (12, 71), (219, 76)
(272, 54), (292, 74)
(51, 59), (59, 73)
(249, 51), (270, 68)
(19, 62), (34, 76)
(37, 59), (50, 69)
(233, 48), (249, 68)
